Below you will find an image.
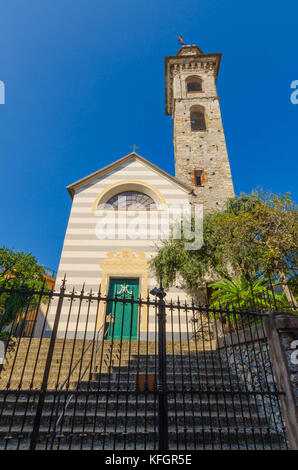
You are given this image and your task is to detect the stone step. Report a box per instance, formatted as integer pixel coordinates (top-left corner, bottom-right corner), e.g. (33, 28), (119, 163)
(1, 361), (227, 375)
(91, 370), (232, 380)
(3, 368), (232, 379)
(4, 343), (208, 354)
(0, 397), (260, 414)
(2, 369), (235, 386)
(77, 380), (244, 391)
(8, 345), (212, 351)
(3, 351), (215, 361)
(0, 391), (263, 403)
(0, 411), (269, 428)
(2, 355), (228, 364)
(0, 439), (286, 451)
(1, 364), (235, 389)
(1, 351), (224, 361)
(95, 362), (230, 371)
(5, 350), (217, 364)
(0, 426), (286, 448)
(2, 347), (220, 355)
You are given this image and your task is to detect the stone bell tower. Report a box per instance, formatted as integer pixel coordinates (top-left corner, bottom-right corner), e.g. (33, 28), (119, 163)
(165, 44), (234, 211)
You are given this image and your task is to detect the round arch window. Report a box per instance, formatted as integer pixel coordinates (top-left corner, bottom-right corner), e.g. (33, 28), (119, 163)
(186, 76), (202, 93)
(103, 191), (157, 211)
(190, 105), (206, 131)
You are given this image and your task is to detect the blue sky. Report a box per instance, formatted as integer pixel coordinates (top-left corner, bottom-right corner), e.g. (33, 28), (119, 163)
(0, 0), (297, 271)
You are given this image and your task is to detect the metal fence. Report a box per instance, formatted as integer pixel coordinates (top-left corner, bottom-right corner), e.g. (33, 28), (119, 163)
(0, 277), (294, 450)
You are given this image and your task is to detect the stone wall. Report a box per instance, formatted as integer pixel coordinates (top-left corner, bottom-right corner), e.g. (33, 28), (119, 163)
(217, 324), (287, 437)
(223, 340), (286, 436)
(264, 312), (298, 449)
(279, 331), (298, 406)
(217, 314), (298, 449)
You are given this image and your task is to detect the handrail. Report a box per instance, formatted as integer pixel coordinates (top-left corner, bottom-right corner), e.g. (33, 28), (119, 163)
(50, 323), (105, 444)
(57, 338), (94, 393)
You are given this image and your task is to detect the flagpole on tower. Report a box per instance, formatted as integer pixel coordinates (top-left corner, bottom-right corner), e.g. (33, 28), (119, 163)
(178, 35), (185, 45)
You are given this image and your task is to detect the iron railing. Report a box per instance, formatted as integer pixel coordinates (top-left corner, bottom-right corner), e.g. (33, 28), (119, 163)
(52, 324), (104, 436)
(0, 277), (295, 450)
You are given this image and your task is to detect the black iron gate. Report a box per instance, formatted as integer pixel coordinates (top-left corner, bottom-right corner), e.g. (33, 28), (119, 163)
(0, 279), (290, 450)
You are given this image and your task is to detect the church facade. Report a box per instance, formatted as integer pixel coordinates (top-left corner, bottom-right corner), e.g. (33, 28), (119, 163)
(45, 44), (234, 340)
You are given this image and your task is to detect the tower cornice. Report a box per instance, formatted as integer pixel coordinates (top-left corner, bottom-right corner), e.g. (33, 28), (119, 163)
(165, 49), (222, 116)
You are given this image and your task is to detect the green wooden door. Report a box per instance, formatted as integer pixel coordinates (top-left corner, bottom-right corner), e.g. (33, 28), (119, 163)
(105, 278), (139, 340)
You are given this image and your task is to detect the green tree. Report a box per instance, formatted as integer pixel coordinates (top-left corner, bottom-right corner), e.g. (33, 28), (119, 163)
(151, 191), (298, 306)
(0, 247), (46, 286)
(0, 247), (46, 330)
(209, 276), (283, 311)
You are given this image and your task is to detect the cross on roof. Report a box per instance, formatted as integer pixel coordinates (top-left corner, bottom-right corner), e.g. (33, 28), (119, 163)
(130, 144), (140, 153)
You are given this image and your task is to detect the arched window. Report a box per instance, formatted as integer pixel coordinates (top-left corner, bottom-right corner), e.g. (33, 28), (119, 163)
(103, 191), (157, 211)
(190, 105), (206, 131)
(186, 76), (202, 93)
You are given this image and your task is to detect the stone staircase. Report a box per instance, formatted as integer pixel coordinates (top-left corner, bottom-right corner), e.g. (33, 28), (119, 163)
(0, 339), (288, 449)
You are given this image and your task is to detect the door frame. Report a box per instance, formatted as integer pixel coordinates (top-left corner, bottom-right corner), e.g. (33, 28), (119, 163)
(96, 249), (150, 339)
(105, 276), (140, 341)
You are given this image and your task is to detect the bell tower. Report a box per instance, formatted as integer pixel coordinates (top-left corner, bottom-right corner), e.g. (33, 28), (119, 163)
(165, 44), (234, 211)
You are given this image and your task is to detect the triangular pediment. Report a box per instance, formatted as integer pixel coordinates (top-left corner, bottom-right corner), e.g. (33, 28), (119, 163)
(66, 152), (192, 198)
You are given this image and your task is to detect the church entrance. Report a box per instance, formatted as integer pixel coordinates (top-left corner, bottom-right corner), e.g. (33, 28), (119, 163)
(104, 278), (139, 340)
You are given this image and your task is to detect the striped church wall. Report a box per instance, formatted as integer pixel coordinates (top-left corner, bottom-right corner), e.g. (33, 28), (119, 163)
(42, 158), (195, 340)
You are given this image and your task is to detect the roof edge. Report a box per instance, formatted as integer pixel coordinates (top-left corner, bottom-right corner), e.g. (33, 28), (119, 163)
(66, 153), (193, 199)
